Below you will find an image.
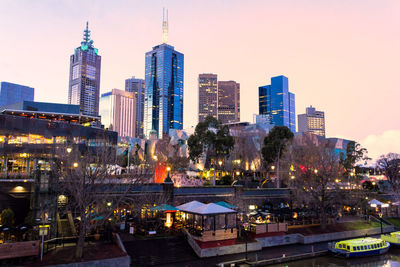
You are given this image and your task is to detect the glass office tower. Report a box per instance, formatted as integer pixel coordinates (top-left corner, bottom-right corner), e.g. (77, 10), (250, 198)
(68, 22), (101, 117)
(143, 44), (184, 138)
(0, 82), (34, 108)
(125, 77), (145, 138)
(259, 75), (296, 133)
(217, 80), (240, 124)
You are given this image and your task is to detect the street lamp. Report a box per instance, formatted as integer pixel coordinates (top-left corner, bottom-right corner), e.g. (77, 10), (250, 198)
(166, 166), (171, 172)
(66, 147), (72, 153)
(379, 212), (383, 234)
(73, 162), (78, 168)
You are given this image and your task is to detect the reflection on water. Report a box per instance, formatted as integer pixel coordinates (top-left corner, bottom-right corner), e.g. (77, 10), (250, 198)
(270, 248), (400, 267)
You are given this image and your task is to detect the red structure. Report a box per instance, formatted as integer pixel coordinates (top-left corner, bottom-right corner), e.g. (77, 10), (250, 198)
(154, 162), (167, 183)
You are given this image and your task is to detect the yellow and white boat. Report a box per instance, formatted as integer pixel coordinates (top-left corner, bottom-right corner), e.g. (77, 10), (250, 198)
(329, 237), (390, 258)
(381, 231), (400, 246)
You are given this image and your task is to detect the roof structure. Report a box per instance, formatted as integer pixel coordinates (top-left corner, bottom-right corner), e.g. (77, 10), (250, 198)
(188, 203), (236, 215)
(176, 200), (205, 212)
(149, 204), (179, 212)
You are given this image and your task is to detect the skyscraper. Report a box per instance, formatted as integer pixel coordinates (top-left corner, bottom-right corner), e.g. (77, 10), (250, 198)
(198, 74), (218, 122)
(298, 106), (325, 137)
(218, 81), (240, 124)
(125, 77), (145, 138)
(144, 10), (184, 138)
(68, 22), (101, 117)
(99, 89), (136, 138)
(0, 82), (34, 108)
(259, 75), (296, 132)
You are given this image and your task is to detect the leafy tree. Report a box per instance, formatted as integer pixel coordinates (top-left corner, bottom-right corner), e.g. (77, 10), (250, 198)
(339, 141), (370, 177)
(0, 208), (15, 225)
(261, 126), (294, 188)
(188, 116), (234, 164)
(261, 126), (294, 165)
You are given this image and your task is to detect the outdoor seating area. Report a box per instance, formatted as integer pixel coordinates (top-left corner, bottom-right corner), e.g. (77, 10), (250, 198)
(176, 201), (237, 243)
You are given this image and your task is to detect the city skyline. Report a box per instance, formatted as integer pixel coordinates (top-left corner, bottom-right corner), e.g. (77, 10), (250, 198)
(0, 0), (399, 159)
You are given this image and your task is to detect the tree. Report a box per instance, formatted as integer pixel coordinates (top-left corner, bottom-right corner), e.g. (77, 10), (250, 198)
(188, 116), (234, 166)
(219, 175), (233, 185)
(261, 126), (294, 188)
(376, 153), (400, 199)
(53, 145), (143, 259)
(154, 135), (189, 174)
(0, 208), (15, 225)
(284, 136), (344, 229)
(339, 141), (370, 177)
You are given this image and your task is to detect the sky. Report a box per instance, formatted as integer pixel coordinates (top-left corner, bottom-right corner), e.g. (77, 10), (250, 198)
(0, 0), (399, 160)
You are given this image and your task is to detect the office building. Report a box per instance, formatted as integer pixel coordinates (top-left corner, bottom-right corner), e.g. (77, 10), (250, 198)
(0, 82), (34, 108)
(144, 10), (184, 138)
(198, 74), (218, 122)
(125, 77), (145, 138)
(4, 101), (80, 115)
(68, 22), (101, 117)
(100, 89), (136, 138)
(298, 106), (325, 137)
(259, 75), (296, 133)
(218, 81), (240, 124)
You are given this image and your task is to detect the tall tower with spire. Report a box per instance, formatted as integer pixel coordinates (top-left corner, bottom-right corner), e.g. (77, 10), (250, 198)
(144, 9), (184, 138)
(68, 22), (101, 117)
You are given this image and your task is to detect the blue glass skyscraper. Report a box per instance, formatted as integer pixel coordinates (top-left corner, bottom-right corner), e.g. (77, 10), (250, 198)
(0, 82), (34, 108)
(144, 11), (184, 138)
(259, 75), (296, 133)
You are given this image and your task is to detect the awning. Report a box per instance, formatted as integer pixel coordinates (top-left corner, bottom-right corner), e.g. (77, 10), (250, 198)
(150, 204), (179, 213)
(215, 201), (237, 209)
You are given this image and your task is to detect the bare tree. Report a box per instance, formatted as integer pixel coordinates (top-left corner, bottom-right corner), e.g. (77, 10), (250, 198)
(376, 153), (400, 200)
(154, 135), (189, 174)
(283, 136), (345, 229)
(52, 144), (142, 259)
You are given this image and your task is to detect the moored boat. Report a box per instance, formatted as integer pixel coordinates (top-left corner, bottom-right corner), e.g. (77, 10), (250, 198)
(381, 231), (400, 246)
(329, 237), (390, 258)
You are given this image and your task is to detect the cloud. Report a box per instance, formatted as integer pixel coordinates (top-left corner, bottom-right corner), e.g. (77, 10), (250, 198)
(360, 130), (400, 161)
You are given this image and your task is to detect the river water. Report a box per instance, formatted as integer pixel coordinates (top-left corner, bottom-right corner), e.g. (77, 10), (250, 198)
(270, 248), (400, 267)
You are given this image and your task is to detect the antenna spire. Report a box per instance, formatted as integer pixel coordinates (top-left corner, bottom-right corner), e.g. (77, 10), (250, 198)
(162, 8), (168, 44)
(81, 21), (94, 48)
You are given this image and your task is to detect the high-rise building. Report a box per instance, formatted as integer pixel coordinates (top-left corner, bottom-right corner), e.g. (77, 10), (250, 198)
(198, 74), (218, 122)
(125, 77), (145, 138)
(68, 22), (101, 117)
(298, 106), (325, 137)
(144, 10), (184, 138)
(0, 82), (34, 108)
(100, 89), (136, 138)
(218, 81), (240, 124)
(259, 75), (296, 133)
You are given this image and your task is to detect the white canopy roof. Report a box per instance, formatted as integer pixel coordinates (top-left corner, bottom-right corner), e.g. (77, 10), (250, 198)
(190, 203), (236, 215)
(176, 201), (205, 212)
(368, 199), (385, 206)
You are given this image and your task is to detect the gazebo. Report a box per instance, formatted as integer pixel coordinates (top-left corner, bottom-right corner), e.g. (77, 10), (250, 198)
(178, 202), (237, 244)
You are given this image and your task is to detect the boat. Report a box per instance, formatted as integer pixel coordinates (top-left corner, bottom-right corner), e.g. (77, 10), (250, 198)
(381, 231), (400, 246)
(329, 237), (390, 258)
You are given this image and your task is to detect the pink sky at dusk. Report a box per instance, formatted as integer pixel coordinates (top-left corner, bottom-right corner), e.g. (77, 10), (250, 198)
(0, 0), (399, 160)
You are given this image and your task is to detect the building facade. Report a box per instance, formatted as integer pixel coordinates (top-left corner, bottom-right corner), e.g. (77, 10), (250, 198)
(298, 106), (325, 137)
(0, 82), (34, 108)
(68, 22), (101, 117)
(100, 89), (137, 138)
(198, 74), (218, 122)
(218, 81), (240, 124)
(125, 77), (145, 138)
(143, 44), (184, 138)
(259, 75), (296, 133)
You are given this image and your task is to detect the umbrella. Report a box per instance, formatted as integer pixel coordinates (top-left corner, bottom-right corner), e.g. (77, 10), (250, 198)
(150, 204), (179, 213)
(368, 199), (385, 206)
